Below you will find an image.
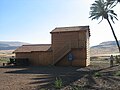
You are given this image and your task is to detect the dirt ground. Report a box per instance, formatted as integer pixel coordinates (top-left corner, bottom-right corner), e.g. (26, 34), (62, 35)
(0, 60), (120, 90)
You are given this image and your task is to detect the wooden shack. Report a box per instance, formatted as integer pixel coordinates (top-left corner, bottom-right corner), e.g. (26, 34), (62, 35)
(14, 26), (90, 67)
(51, 26), (90, 66)
(14, 44), (53, 66)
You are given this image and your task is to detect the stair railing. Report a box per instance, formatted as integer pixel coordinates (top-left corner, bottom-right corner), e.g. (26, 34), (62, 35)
(53, 42), (71, 65)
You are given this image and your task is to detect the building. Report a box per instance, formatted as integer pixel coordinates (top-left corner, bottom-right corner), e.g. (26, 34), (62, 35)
(14, 26), (90, 67)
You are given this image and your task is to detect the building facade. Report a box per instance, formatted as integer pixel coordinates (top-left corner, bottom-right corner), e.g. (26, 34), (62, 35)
(14, 26), (90, 67)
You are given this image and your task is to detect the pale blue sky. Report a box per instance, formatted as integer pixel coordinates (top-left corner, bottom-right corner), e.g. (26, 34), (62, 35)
(0, 0), (120, 46)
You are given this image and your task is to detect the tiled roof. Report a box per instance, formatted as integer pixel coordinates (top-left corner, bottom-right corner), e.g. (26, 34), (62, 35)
(14, 44), (52, 53)
(50, 26), (89, 33)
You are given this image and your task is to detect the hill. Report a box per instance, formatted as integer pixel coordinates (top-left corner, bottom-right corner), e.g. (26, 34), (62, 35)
(0, 41), (29, 50)
(90, 40), (120, 56)
(0, 41), (120, 57)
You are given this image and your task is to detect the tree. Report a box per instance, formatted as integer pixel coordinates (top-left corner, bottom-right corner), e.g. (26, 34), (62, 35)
(89, 0), (120, 53)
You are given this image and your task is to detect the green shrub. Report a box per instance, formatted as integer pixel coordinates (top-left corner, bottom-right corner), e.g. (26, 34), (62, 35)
(115, 55), (120, 64)
(115, 71), (120, 76)
(71, 85), (84, 90)
(54, 77), (63, 89)
(94, 72), (101, 77)
(39, 88), (46, 90)
(0, 57), (9, 63)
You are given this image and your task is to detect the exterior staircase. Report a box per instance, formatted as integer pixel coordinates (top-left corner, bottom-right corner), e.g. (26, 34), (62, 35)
(52, 43), (71, 65)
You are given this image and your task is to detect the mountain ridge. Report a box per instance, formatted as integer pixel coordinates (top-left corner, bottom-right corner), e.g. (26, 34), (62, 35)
(91, 40), (120, 56)
(0, 41), (29, 50)
(0, 41), (120, 56)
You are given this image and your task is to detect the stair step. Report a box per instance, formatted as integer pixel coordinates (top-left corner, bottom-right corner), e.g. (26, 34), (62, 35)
(52, 48), (71, 65)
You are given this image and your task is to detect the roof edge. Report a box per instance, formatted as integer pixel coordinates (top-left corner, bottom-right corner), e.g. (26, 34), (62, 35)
(50, 25), (89, 33)
(22, 44), (51, 46)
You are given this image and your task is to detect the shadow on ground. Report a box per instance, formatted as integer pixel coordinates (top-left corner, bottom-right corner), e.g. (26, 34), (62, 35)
(3, 66), (83, 88)
(1, 65), (120, 89)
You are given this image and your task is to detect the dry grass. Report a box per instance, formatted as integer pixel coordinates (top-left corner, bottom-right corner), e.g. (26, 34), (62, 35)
(0, 50), (14, 57)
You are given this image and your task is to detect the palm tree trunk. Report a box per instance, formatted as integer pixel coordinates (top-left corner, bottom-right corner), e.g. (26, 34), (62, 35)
(107, 18), (120, 53)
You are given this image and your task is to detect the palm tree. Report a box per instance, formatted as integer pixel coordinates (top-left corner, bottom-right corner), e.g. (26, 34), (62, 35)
(89, 0), (120, 53)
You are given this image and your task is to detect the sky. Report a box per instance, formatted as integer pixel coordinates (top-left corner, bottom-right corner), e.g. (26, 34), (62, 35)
(0, 0), (120, 46)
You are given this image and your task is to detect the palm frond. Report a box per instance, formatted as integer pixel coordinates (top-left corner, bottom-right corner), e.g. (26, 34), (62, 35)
(106, 0), (118, 9)
(110, 10), (117, 16)
(113, 16), (118, 21)
(91, 15), (101, 20)
(108, 10), (118, 21)
(98, 17), (104, 24)
(110, 15), (115, 23)
(89, 0), (118, 24)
